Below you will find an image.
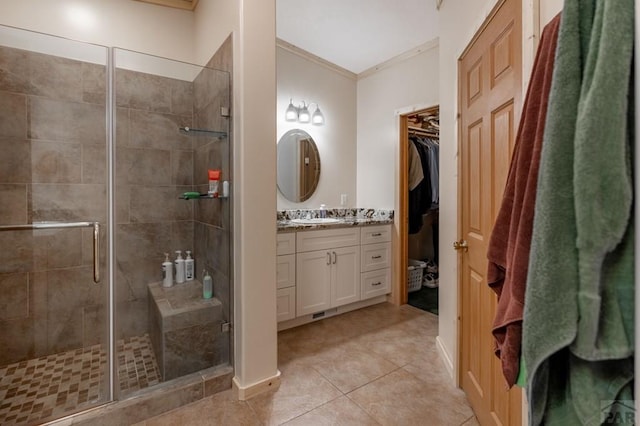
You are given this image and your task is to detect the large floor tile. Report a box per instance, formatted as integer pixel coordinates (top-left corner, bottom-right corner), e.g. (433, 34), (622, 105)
(347, 369), (473, 426)
(310, 343), (400, 393)
(352, 323), (439, 367)
(462, 415), (481, 425)
(246, 361), (342, 425)
(134, 390), (260, 426)
(284, 395), (380, 426)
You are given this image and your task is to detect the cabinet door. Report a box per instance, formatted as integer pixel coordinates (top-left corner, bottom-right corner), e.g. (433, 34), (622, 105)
(276, 254), (296, 290)
(277, 287), (296, 322)
(296, 250), (332, 316)
(331, 246), (361, 308)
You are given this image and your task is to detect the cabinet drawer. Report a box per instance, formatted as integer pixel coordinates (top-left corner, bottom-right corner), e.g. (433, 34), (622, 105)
(361, 224), (392, 245)
(276, 254), (295, 289)
(296, 227), (360, 252)
(361, 242), (391, 272)
(361, 268), (391, 300)
(277, 287), (296, 322)
(277, 232), (296, 255)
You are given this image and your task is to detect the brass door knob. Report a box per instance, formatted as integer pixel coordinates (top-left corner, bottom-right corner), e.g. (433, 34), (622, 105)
(453, 240), (468, 252)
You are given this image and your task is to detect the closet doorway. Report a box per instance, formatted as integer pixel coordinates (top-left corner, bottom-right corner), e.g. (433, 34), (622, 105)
(397, 106), (439, 316)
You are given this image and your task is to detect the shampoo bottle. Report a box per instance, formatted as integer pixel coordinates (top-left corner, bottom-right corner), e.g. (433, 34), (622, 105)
(185, 251), (195, 281)
(162, 253), (173, 287)
(203, 270), (213, 299)
(175, 250), (185, 284)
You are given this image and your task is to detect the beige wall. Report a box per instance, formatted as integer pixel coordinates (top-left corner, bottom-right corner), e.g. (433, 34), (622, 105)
(276, 46), (357, 210)
(356, 44), (440, 210)
(0, 0), (195, 63)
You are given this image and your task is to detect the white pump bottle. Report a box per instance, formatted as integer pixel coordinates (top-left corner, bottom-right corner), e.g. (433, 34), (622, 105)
(185, 251), (195, 281)
(162, 253), (173, 287)
(174, 250), (185, 284)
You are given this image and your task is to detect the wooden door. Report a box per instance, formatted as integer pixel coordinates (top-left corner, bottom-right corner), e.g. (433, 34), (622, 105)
(331, 245), (361, 307)
(458, 0), (522, 424)
(296, 250), (332, 316)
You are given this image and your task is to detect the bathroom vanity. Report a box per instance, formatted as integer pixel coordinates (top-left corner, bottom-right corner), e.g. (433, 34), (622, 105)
(276, 209), (393, 330)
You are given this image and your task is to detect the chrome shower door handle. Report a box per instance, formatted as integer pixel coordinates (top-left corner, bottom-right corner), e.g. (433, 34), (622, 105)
(93, 222), (100, 283)
(0, 221), (101, 284)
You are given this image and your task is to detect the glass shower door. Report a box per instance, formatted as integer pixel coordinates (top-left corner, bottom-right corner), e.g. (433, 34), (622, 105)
(0, 27), (111, 424)
(113, 49), (231, 396)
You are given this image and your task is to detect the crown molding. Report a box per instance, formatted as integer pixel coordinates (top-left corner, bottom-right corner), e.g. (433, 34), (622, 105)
(357, 38), (439, 80)
(134, 0), (198, 11)
(276, 38), (358, 81)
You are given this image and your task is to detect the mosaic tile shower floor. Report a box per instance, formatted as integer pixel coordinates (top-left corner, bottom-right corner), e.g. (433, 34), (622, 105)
(0, 334), (161, 426)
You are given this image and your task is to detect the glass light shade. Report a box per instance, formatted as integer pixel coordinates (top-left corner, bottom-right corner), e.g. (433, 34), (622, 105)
(298, 104), (311, 123)
(312, 107), (325, 125)
(285, 101), (298, 121)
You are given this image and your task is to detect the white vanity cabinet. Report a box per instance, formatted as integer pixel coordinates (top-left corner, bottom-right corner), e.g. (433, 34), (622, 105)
(359, 225), (392, 299)
(296, 228), (361, 316)
(276, 233), (296, 322)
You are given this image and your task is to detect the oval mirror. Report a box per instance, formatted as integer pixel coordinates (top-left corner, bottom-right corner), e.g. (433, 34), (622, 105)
(277, 129), (321, 202)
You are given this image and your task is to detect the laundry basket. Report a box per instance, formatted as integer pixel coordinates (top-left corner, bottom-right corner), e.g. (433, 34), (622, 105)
(407, 259), (427, 292)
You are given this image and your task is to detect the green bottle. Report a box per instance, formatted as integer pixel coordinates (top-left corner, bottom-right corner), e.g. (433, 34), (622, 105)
(203, 270), (213, 299)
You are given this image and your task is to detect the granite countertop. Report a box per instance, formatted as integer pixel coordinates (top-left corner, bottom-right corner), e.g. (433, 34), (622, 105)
(277, 208), (394, 232)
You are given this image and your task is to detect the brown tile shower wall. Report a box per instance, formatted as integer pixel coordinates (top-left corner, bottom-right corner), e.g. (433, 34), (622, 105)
(0, 46), (108, 365)
(193, 36), (232, 324)
(115, 68), (196, 340)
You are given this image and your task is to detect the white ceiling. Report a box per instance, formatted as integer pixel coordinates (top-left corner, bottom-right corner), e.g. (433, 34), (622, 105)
(276, 0), (440, 74)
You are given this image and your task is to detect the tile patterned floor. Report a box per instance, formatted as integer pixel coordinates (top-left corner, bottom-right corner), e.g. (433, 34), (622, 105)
(117, 335), (162, 394)
(0, 334), (160, 426)
(137, 303), (478, 426)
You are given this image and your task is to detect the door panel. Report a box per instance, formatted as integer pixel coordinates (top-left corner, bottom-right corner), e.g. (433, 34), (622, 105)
(458, 0), (523, 424)
(0, 26), (111, 425)
(296, 250), (332, 315)
(332, 246), (360, 307)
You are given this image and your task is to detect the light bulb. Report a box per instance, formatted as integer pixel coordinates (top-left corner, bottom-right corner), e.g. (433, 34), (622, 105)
(312, 106), (325, 125)
(298, 103), (310, 123)
(285, 100), (298, 121)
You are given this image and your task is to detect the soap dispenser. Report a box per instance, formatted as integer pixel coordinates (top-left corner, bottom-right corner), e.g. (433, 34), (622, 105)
(174, 250), (185, 284)
(319, 204), (327, 218)
(162, 253), (173, 287)
(185, 251), (195, 281)
(202, 270), (213, 299)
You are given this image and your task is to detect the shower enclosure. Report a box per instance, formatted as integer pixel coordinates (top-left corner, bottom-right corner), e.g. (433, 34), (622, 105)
(0, 26), (232, 425)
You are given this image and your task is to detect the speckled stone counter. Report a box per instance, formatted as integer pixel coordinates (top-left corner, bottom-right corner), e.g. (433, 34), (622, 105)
(277, 208), (394, 231)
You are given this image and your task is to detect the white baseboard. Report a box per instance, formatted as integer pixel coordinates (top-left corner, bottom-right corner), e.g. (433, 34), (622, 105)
(435, 335), (455, 383)
(232, 370), (281, 401)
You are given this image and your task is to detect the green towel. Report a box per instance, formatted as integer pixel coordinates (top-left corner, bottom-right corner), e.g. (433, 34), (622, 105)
(522, 0), (635, 425)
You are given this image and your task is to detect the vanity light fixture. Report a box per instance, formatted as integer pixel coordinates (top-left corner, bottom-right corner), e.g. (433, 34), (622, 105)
(285, 100), (298, 121)
(298, 103), (311, 123)
(311, 105), (325, 125)
(284, 99), (325, 125)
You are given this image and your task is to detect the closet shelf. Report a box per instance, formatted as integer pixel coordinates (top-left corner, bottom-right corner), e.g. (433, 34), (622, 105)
(408, 126), (439, 137)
